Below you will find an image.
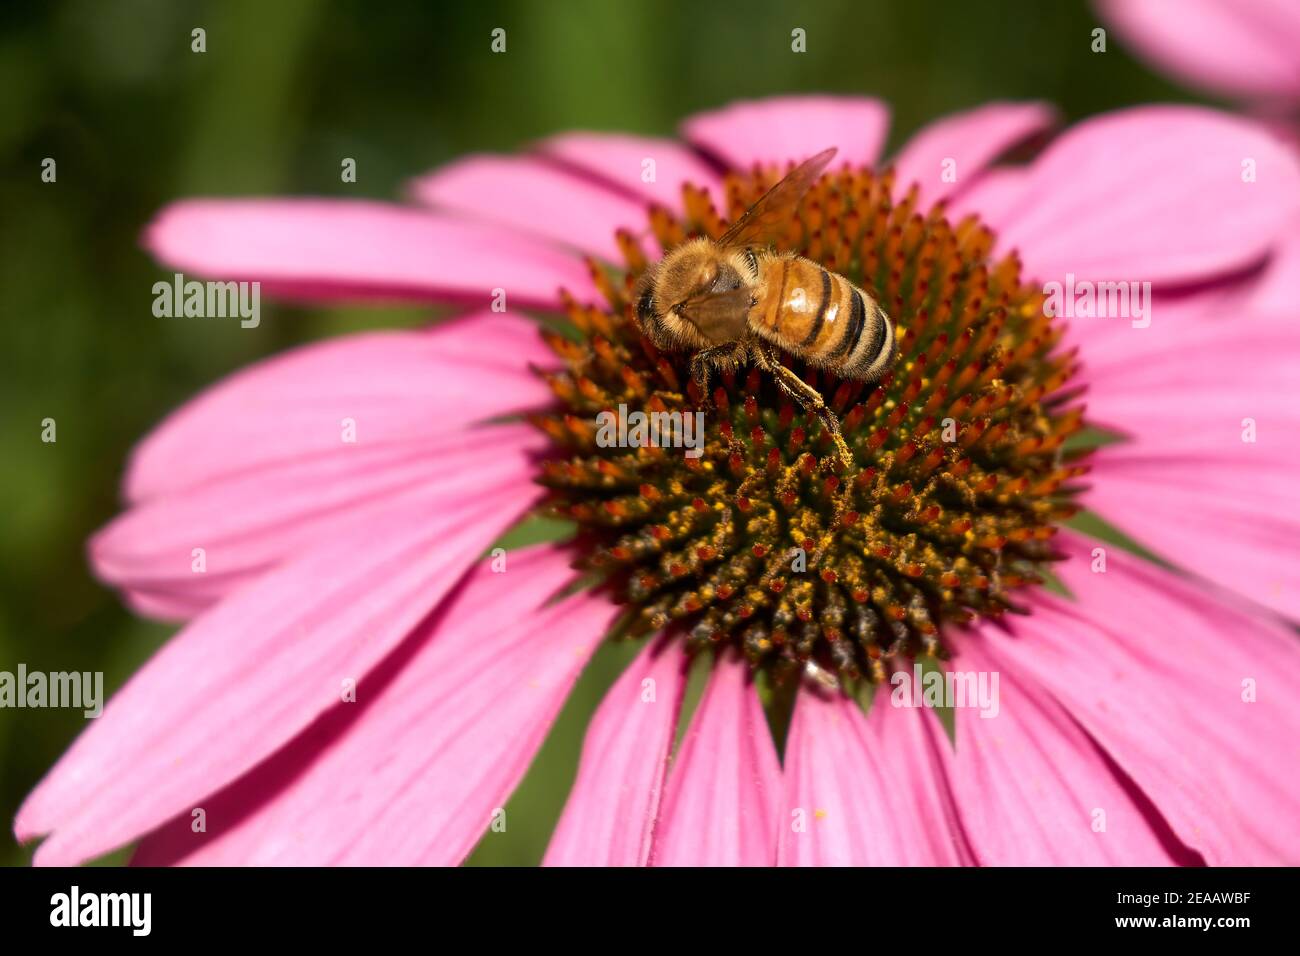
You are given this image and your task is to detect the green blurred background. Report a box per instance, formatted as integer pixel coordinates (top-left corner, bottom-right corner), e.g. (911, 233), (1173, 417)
(0, 0), (1205, 866)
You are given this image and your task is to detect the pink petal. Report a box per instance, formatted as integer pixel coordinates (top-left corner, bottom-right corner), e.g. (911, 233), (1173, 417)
(93, 425), (542, 620)
(1084, 459), (1300, 620)
(538, 132), (725, 211)
(862, 695), (976, 864)
(889, 101), (1057, 205)
(946, 166), (1032, 227)
(649, 654), (780, 866)
(681, 96), (890, 171)
(778, 688), (972, 865)
(1099, 0), (1300, 101)
(974, 532), (1300, 864)
(943, 638), (1187, 865)
(17, 477), (539, 866)
(543, 640), (688, 866)
(976, 106), (1300, 285)
(114, 578), (236, 622)
(1247, 219), (1300, 316)
(124, 312), (552, 504)
(144, 199), (598, 310)
(1080, 305), (1300, 619)
(410, 154), (657, 261)
(132, 547), (614, 866)
(1058, 280), (1244, 368)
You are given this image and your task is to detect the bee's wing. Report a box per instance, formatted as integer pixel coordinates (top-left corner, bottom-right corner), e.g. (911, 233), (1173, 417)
(717, 147), (837, 248)
(676, 287), (754, 343)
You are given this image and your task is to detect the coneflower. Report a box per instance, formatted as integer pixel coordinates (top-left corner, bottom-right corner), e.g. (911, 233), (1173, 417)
(17, 97), (1300, 866)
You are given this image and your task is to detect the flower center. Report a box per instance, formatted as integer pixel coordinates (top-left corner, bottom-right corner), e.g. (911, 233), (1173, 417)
(532, 163), (1089, 686)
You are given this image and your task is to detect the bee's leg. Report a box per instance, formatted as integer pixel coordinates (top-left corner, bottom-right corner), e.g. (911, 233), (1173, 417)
(689, 351), (713, 406)
(754, 343), (854, 471)
(689, 343), (747, 407)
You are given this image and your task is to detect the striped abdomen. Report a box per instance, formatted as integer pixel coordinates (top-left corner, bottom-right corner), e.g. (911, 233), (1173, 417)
(751, 254), (896, 381)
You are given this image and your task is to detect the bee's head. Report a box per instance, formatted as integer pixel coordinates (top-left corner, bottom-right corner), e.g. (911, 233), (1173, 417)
(653, 239), (745, 311)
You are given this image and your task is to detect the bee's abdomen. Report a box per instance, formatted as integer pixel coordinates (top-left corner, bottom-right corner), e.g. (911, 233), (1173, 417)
(757, 257), (836, 347)
(835, 284), (896, 381)
(795, 267), (839, 350)
(755, 256), (895, 381)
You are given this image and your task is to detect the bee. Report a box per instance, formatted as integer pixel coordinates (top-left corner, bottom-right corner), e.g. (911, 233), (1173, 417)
(633, 146), (897, 469)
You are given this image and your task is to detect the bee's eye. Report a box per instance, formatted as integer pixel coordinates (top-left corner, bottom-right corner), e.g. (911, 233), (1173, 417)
(708, 265), (742, 294)
(636, 286), (655, 322)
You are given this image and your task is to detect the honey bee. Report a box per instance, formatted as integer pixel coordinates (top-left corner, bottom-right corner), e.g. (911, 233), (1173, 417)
(633, 146), (897, 469)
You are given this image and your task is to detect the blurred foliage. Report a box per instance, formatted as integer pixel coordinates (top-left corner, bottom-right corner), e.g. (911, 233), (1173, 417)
(0, 0), (1207, 867)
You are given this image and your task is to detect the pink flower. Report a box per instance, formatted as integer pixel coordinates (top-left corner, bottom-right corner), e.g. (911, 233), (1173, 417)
(1099, 0), (1300, 104)
(16, 96), (1300, 866)
(1099, 0), (1300, 314)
